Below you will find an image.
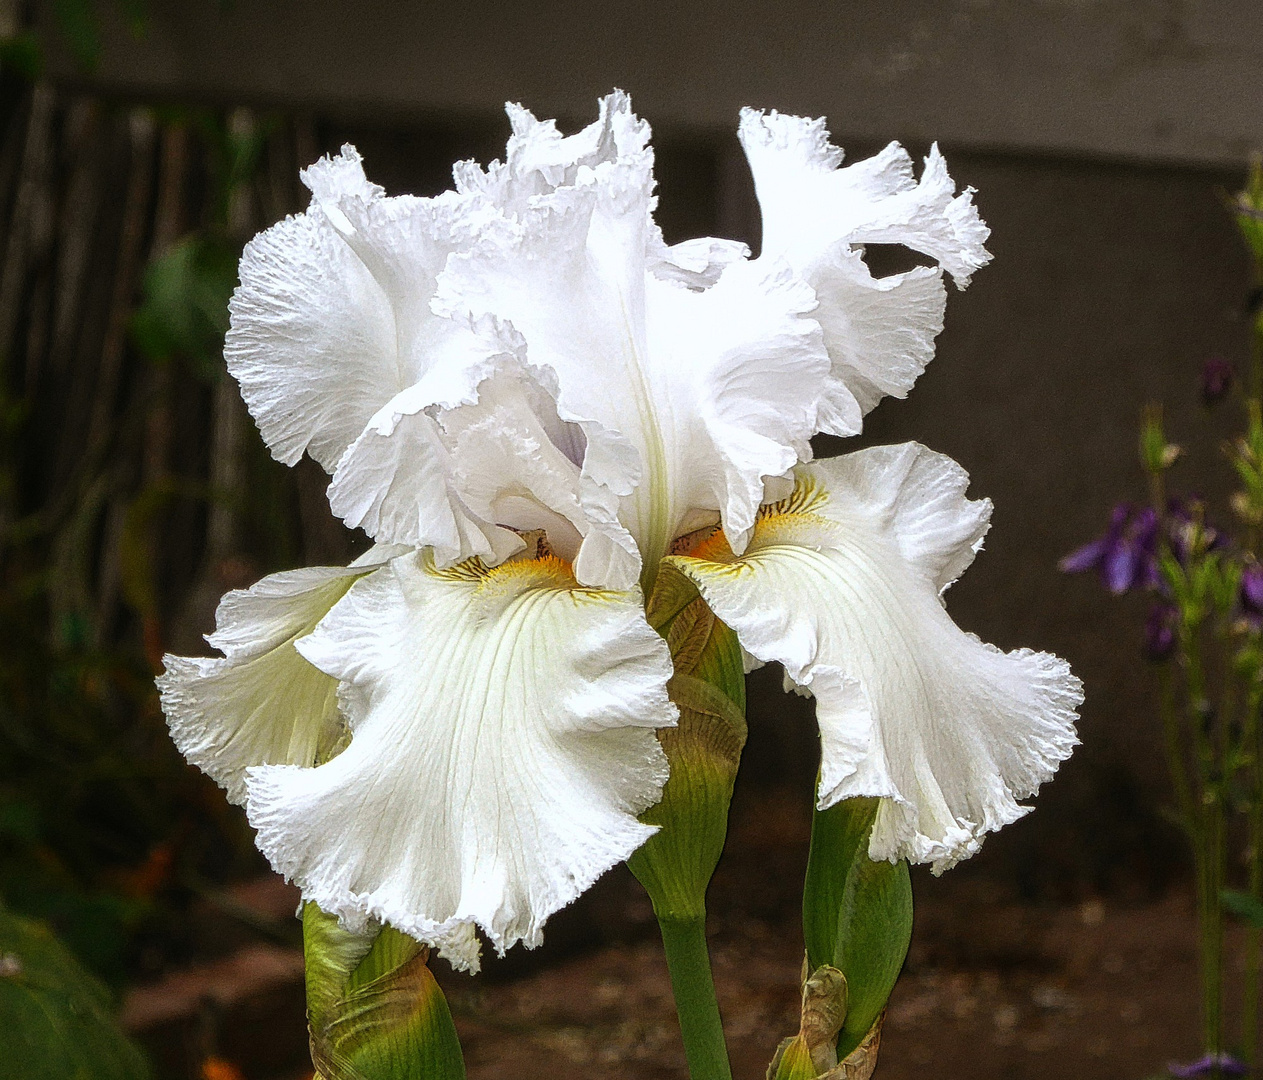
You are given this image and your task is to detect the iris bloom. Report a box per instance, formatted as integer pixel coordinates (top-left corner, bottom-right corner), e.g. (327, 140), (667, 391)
(159, 93), (1081, 971)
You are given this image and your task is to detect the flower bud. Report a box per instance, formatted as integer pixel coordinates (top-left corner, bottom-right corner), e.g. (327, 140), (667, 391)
(799, 798), (910, 1072)
(1243, 562), (1263, 614)
(1140, 404), (1181, 476)
(1235, 154), (1263, 270)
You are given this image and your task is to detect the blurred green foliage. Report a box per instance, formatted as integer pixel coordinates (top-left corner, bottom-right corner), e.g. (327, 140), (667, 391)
(131, 236), (237, 378)
(0, 1), (150, 77)
(0, 903), (150, 1079)
(0, 577), (250, 984)
(0, 85), (295, 994)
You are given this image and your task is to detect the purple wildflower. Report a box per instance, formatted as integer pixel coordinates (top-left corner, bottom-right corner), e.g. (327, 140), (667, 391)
(1143, 603), (1178, 661)
(1240, 562), (1263, 630)
(1168, 1053), (1248, 1078)
(1060, 504), (1160, 594)
(1201, 357), (1235, 405)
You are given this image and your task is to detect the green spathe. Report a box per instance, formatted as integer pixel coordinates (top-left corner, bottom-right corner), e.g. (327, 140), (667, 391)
(630, 564), (746, 921)
(802, 798), (912, 1060)
(629, 565), (748, 1080)
(303, 903), (465, 1080)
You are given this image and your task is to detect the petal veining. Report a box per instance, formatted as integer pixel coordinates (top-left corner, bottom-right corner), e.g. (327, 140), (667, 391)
(668, 445), (1081, 872)
(245, 550), (676, 967)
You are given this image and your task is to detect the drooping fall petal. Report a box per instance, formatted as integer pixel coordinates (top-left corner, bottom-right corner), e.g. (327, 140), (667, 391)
(669, 445), (1080, 872)
(157, 547), (402, 804)
(245, 549), (677, 968)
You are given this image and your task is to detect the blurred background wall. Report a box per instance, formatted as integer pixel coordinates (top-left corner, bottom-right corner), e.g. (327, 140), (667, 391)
(2, 0), (1262, 1002)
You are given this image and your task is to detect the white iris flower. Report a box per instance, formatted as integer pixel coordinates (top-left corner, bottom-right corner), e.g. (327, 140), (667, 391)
(158, 92), (1081, 972)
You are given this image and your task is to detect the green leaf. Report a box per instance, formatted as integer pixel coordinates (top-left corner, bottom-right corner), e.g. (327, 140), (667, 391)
(0, 906), (150, 1080)
(302, 903), (465, 1080)
(1222, 889), (1263, 928)
(802, 797), (912, 1060)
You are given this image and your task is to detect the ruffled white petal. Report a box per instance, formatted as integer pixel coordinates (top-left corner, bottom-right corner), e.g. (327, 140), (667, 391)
(644, 259), (831, 554)
(225, 145), (481, 472)
(442, 359), (642, 590)
(156, 546), (402, 804)
(325, 313), (640, 588)
(323, 318), (523, 568)
(649, 236), (751, 290)
(668, 444), (1080, 872)
(807, 249), (946, 424)
(245, 550), (675, 967)
(439, 98), (831, 567)
(453, 90), (652, 214)
(738, 109), (991, 421)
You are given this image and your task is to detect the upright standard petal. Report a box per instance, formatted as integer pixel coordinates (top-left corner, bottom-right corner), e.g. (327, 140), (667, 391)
(668, 445), (1080, 872)
(439, 100), (831, 570)
(156, 547), (401, 804)
(644, 259), (831, 554)
(738, 109), (991, 426)
(454, 90), (652, 213)
(226, 146), (482, 472)
(246, 548), (676, 967)
(325, 314), (642, 588)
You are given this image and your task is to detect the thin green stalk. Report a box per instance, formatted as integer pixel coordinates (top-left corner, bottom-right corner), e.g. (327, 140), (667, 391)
(1246, 803), (1262, 1069)
(656, 914), (732, 1080)
(1252, 315), (1263, 407)
(1201, 787), (1226, 1066)
(1246, 681), (1263, 1071)
(1185, 628), (1225, 1063)
(1248, 330), (1263, 1074)
(1160, 664), (1198, 835)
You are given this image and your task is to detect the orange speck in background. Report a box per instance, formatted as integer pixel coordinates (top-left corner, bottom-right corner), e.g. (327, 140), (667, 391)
(200, 1058), (247, 1080)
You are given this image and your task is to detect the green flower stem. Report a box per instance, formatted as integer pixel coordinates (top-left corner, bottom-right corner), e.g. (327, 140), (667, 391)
(657, 913), (732, 1080)
(1159, 665), (1197, 836)
(1184, 626), (1225, 1063)
(1242, 680), (1263, 1069)
(1246, 808), (1261, 1069)
(634, 569), (747, 1080)
(1200, 790), (1225, 1066)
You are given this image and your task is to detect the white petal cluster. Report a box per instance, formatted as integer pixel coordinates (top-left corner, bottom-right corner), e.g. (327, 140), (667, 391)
(159, 91), (1079, 964)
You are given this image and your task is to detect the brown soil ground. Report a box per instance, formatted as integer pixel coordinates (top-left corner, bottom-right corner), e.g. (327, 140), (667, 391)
(126, 787), (1219, 1080)
(445, 886), (1204, 1080)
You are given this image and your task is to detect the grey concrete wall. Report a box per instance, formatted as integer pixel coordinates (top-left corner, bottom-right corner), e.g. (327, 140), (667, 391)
(42, 0), (1263, 167)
